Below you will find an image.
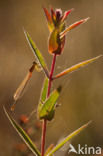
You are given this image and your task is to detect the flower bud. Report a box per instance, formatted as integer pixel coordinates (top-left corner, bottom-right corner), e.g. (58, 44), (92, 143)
(44, 7), (89, 55)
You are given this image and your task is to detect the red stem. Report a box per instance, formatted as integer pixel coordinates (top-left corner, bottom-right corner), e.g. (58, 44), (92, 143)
(41, 119), (47, 156)
(41, 54), (57, 156)
(47, 53), (56, 97)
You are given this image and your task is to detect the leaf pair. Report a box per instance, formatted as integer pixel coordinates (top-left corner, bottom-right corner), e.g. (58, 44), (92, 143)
(38, 78), (62, 121)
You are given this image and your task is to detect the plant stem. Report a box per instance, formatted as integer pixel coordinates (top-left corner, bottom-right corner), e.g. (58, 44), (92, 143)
(41, 54), (57, 156)
(41, 119), (47, 156)
(47, 53), (56, 97)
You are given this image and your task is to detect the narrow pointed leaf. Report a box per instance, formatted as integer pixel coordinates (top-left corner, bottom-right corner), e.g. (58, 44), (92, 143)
(51, 8), (56, 24)
(24, 30), (49, 78)
(60, 17), (90, 38)
(4, 107), (41, 156)
(43, 8), (54, 32)
(38, 86), (62, 121)
(61, 9), (74, 22)
(47, 121), (91, 156)
(53, 55), (102, 80)
(38, 77), (49, 112)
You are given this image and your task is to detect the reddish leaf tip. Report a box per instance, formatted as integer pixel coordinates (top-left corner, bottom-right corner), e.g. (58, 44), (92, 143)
(43, 7), (52, 21)
(61, 8), (74, 22)
(60, 17), (90, 38)
(82, 17), (90, 23)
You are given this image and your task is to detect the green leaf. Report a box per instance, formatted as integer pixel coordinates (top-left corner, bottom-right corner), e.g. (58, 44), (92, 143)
(38, 86), (62, 121)
(47, 121), (91, 156)
(53, 55), (102, 80)
(41, 78), (49, 102)
(4, 107), (41, 156)
(38, 77), (49, 113)
(24, 30), (49, 78)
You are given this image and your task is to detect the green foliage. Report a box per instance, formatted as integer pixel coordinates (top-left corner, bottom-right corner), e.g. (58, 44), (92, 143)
(4, 6), (102, 156)
(38, 86), (62, 121)
(4, 107), (41, 156)
(41, 78), (49, 103)
(24, 30), (49, 78)
(38, 78), (49, 113)
(47, 121), (91, 156)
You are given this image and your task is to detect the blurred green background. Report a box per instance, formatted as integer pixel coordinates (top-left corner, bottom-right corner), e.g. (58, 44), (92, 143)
(0, 0), (103, 155)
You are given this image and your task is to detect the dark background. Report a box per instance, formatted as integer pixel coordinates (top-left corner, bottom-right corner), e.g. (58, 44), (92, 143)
(0, 0), (103, 155)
